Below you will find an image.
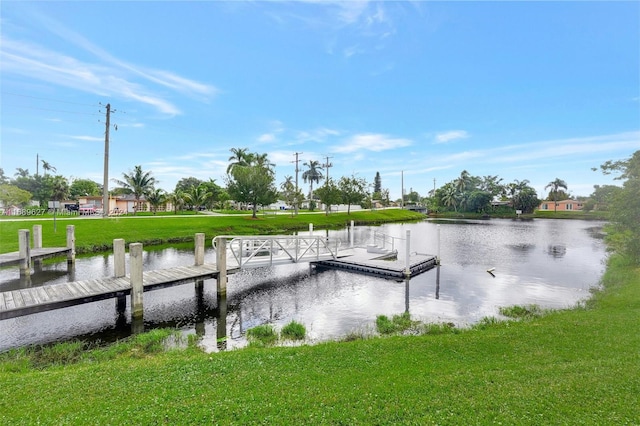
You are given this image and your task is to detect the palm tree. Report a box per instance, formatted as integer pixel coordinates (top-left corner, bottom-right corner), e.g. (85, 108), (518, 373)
(302, 160), (324, 202)
(455, 170), (471, 193)
(252, 152), (275, 175)
(112, 165), (156, 215)
(545, 178), (568, 212)
(227, 147), (252, 174)
(167, 190), (185, 214)
(442, 185), (458, 212)
(183, 185), (212, 211)
(41, 160), (56, 176)
(146, 189), (166, 214)
(14, 168), (29, 178)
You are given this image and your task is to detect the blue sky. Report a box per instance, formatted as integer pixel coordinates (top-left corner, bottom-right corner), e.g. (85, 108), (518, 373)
(1, 1), (638, 200)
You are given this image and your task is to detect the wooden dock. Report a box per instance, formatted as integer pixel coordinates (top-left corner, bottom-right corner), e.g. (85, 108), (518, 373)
(0, 263), (238, 320)
(0, 247), (72, 268)
(312, 248), (438, 280)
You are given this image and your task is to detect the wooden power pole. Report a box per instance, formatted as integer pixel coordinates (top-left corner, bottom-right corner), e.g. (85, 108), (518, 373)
(102, 103), (111, 218)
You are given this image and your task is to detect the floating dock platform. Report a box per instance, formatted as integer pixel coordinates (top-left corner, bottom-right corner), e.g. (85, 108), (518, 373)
(311, 247), (437, 280)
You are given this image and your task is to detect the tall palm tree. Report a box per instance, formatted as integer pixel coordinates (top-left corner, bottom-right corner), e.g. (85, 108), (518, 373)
(251, 152), (275, 175)
(41, 160), (56, 176)
(227, 147), (252, 174)
(302, 160), (324, 201)
(455, 170), (471, 193)
(545, 178), (568, 212)
(112, 165), (156, 215)
(167, 190), (185, 214)
(442, 185), (458, 212)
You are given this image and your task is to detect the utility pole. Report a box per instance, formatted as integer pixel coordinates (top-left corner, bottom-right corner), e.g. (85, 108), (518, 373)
(102, 104), (111, 218)
(292, 152), (303, 216)
(323, 155), (333, 183)
(36, 153), (39, 176)
(401, 170), (404, 209)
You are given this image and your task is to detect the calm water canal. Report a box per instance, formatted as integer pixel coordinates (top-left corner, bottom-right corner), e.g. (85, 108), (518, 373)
(0, 218), (607, 352)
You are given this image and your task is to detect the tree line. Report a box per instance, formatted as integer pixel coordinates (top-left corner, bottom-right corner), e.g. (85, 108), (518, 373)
(2, 149), (635, 218)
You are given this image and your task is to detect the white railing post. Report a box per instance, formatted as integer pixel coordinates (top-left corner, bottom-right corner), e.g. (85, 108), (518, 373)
(350, 220), (354, 247)
(437, 224), (441, 265)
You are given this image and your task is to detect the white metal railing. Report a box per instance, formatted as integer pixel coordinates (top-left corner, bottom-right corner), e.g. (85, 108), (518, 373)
(372, 231), (404, 252)
(212, 235), (342, 269)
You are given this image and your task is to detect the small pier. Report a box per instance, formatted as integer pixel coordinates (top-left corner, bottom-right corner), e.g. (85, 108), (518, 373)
(0, 225), (75, 273)
(312, 249), (437, 280)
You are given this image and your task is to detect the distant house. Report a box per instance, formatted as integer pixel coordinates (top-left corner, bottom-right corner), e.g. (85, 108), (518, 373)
(538, 199), (583, 212)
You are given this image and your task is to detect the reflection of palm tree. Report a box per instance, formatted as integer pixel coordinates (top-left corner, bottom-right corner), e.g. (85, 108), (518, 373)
(545, 178), (568, 213)
(41, 160), (56, 176)
(112, 165), (156, 215)
(302, 160), (323, 201)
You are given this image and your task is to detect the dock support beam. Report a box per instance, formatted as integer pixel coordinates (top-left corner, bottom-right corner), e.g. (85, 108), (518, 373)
(19, 229), (31, 276)
(216, 237), (227, 295)
(195, 233), (205, 266)
(66, 225), (76, 264)
(130, 243), (144, 321)
(114, 239), (125, 278)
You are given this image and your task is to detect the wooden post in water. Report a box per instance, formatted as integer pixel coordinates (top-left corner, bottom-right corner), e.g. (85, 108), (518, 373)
(18, 229), (31, 276)
(309, 223), (313, 235)
(129, 243), (144, 320)
(33, 225), (42, 249)
(404, 230), (411, 278)
(216, 237), (227, 295)
(195, 233), (205, 266)
(113, 239), (126, 278)
(33, 225), (43, 270)
(350, 220), (354, 247)
(66, 225), (76, 264)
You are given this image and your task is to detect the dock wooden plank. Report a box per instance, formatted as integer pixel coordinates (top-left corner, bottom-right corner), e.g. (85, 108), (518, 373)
(11, 290), (26, 309)
(4, 292), (16, 310)
(19, 289), (36, 307)
(0, 293), (6, 310)
(32, 287), (51, 305)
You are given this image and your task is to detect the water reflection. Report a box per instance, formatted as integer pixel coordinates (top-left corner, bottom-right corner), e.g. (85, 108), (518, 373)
(0, 219), (607, 352)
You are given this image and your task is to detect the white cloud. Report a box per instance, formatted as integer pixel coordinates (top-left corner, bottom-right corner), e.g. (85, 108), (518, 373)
(435, 130), (470, 144)
(67, 135), (102, 142)
(258, 133), (277, 143)
(332, 133), (412, 154)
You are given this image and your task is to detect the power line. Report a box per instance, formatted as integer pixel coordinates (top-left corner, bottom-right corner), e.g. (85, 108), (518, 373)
(2, 104), (101, 116)
(1, 91), (99, 107)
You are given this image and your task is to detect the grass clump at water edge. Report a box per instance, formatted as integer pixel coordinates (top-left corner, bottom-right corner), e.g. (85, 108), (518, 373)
(280, 320), (306, 341)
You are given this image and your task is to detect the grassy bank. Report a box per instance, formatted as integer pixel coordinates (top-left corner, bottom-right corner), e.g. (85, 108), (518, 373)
(1, 254), (638, 423)
(0, 209), (423, 254)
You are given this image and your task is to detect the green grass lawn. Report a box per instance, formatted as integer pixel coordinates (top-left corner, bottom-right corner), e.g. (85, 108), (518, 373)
(0, 255), (638, 424)
(0, 209), (424, 254)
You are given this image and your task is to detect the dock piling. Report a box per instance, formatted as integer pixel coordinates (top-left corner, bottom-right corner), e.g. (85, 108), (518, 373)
(114, 239), (125, 278)
(18, 229), (31, 276)
(216, 237), (227, 295)
(130, 243), (144, 320)
(195, 233), (205, 266)
(66, 225), (75, 264)
(33, 225), (42, 249)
